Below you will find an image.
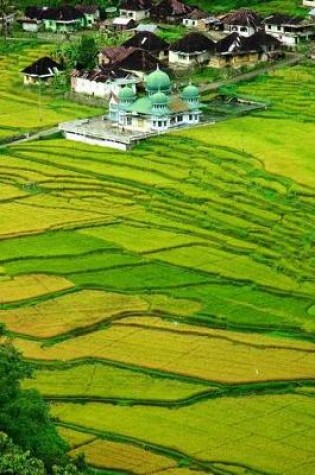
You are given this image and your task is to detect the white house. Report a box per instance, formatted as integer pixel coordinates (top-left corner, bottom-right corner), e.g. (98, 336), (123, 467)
(21, 57), (63, 85)
(263, 13), (315, 46)
(222, 8), (261, 37)
(70, 69), (140, 98)
(303, 0), (315, 6)
(169, 32), (215, 66)
(182, 8), (210, 31)
(119, 0), (152, 21)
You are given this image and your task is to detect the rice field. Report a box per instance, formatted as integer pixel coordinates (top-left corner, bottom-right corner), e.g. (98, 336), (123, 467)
(0, 44), (314, 474)
(0, 42), (102, 141)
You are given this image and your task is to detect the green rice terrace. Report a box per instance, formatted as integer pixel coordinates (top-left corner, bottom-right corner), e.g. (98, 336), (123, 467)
(0, 42), (315, 475)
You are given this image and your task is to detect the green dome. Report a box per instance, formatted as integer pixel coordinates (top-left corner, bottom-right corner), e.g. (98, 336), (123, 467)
(182, 84), (199, 100)
(145, 67), (171, 94)
(151, 91), (169, 106)
(119, 86), (135, 101)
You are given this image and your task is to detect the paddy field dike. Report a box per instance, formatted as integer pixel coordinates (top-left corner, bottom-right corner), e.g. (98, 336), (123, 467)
(0, 43), (315, 475)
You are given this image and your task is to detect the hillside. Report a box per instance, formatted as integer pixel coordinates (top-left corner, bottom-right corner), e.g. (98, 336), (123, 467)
(0, 37), (315, 474)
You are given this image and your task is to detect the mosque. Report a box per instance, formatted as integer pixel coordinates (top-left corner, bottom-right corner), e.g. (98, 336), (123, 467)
(108, 66), (202, 132)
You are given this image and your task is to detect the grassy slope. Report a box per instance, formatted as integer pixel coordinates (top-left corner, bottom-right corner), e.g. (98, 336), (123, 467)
(0, 43), (314, 474)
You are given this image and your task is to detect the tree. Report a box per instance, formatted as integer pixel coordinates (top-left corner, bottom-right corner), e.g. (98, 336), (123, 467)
(0, 0), (14, 41)
(0, 431), (45, 475)
(0, 431), (88, 475)
(0, 344), (68, 469)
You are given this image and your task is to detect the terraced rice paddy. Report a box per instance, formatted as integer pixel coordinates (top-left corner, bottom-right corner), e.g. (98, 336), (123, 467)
(0, 42), (101, 141)
(0, 44), (315, 474)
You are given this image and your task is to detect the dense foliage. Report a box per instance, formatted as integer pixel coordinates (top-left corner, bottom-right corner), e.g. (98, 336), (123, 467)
(0, 344), (90, 474)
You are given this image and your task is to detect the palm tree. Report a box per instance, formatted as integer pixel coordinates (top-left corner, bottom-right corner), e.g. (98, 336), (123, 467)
(0, 0), (15, 41)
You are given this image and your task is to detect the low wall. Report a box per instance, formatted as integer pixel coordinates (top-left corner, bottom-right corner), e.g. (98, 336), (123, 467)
(64, 131), (129, 150)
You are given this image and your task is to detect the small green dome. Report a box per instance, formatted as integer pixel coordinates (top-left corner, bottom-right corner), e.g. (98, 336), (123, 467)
(151, 91), (169, 106)
(182, 84), (199, 100)
(145, 67), (171, 94)
(119, 86), (135, 101)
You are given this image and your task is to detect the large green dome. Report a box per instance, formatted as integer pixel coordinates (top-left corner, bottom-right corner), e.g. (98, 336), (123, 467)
(182, 83), (199, 101)
(145, 67), (171, 94)
(119, 86), (135, 101)
(151, 91), (169, 106)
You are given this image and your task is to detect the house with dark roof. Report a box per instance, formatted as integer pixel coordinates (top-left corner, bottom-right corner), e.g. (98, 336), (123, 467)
(122, 31), (170, 60)
(119, 0), (152, 21)
(70, 67), (140, 98)
(182, 8), (211, 31)
(22, 6), (84, 32)
(263, 13), (315, 46)
(21, 57), (63, 85)
(209, 31), (282, 68)
(151, 0), (192, 24)
(222, 9), (261, 37)
(99, 47), (164, 80)
(169, 32), (215, 66)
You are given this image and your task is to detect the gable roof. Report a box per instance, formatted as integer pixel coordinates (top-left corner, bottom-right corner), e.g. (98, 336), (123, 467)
(22, 56), (63, 77)
(25, 5), (83, 21)
(152, 0), (192, 17)
(244, 30), (282, 50)
(115, 47), (164, 72)
(120, 0), (152, 11)
(112, 17), (136, 25)
(262, 13), (305, 26)
(185, 8), (209, 20)
(123, 31), (169, 52)
(71, 67), (137, 83)
(215, 31), (281, 55)
(171, 32), (215, 53)
(222, 8), (261, 27)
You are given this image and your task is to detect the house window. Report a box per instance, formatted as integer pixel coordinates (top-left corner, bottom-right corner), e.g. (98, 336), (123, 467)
(158, 120), (162, 127)
(126, 117), (132, 125)
(268, 24), (272, 29)
(177, 115), (183, 122)
(277, 25), (281, 31)
(189, 114), (193, 120)
(164, 121), (167, 127)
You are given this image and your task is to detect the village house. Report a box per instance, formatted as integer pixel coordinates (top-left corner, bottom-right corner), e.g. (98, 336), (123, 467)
(209, 31), (282, 68)
(111, 17), (138, 31)
(21, 56), (63, 85)
(119, 0), (152, 21)
(263, 13), (315, 46)
(303, 0), (315, 6)
(108, 67), (201, 132)
(169, 32), (215, 66)
(70, 68), (140, 98)
(75, 4), (100, 26)
(222, 8), (261, 37)
(151, 0), (192, 24)
(122, 31), (170, 60)
(98, 46), (164, 80)
(182, 8), (211, 31)
(22, 6), (84, 33)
